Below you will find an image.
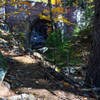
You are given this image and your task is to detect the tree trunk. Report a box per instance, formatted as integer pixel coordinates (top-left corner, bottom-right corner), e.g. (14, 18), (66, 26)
(86, 0), (100, 87)
(48, 0), (54, 32)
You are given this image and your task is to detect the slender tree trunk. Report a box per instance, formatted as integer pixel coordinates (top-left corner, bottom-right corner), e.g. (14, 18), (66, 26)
(62, 0), (67, 42)
(48, 0), (54, 32)
(86, 0), (100, 88)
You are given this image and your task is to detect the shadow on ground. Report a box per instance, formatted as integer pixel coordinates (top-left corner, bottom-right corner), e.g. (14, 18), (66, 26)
(2, 51), (95, 100)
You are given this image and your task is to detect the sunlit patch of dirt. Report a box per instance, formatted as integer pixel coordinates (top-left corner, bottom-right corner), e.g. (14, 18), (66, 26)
(0, 48), (95, 100)
(12, 56), (36, 64)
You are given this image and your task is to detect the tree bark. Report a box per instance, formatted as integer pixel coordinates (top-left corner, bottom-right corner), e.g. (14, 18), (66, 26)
(86, 0), (100, 87)
(48, 0), (54, 32)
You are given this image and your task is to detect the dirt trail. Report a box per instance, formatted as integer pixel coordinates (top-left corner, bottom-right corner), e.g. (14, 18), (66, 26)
(0, 49), (95, 100)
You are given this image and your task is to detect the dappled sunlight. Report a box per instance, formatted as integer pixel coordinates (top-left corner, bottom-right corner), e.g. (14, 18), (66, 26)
(1, 49), (37, 64)
(0, 42), (95, 100)
(0, 0), (97, 99)
(12, 55), (37, 64)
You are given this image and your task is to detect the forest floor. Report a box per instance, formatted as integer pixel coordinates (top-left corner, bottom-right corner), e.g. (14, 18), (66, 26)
(0, 47), (95, 100)
(0, 31), (96, 100)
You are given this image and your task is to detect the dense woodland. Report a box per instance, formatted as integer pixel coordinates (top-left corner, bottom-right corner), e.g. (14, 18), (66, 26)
(0, 0), (100, 100)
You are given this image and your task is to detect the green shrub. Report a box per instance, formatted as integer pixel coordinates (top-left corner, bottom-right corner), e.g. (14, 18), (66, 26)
(46, 30), (83, 69)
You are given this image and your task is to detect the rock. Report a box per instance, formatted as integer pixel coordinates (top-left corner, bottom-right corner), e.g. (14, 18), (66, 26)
(0, 52), (8, 83)
(0, 83), (10, 97)
(3, 81), (11, 89)
(38, 47), (48, 53)
(0, 82), (14, 98)
(42, 60), (55, 69)
(0, 68), (7, 83)
(6, 94), (36, 100)
(33, 52), (44, 60)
